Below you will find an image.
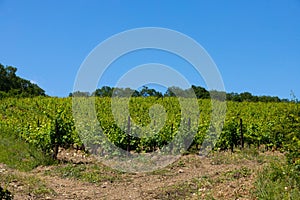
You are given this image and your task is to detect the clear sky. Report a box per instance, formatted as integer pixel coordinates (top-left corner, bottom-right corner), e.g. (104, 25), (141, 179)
(0, 0), (299, 99)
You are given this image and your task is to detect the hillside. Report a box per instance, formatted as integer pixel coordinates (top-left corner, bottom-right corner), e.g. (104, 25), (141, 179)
(0, 64), (45, 98)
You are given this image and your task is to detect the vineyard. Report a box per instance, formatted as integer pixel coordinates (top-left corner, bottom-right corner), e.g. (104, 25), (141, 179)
(0, 97), (299, 162)
(1, 96), (300, 199)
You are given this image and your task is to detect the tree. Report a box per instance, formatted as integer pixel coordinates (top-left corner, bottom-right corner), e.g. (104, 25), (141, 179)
(139, 86), (162, 97)
(0, 63), (46, 97)
(93, 86), (113, 97)
(240, 92), (254, 102)
(70, 91), (90, 97)
(164, 86), (186, 97)
(191, 85), (210, 99)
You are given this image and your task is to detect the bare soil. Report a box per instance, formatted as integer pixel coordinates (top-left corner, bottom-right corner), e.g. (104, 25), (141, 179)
(0, 149), (282, 200)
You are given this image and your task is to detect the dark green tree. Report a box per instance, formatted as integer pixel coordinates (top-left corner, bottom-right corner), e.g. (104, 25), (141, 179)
(191, 85), (210, 99)
(0, 64), (46, 97)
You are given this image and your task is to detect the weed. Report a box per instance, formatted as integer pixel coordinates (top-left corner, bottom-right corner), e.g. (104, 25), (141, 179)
(0, 127), (54, 171)
(253, 160), (300, 199)
(0, 172), (55, 198)
(50, 163), (123, 184)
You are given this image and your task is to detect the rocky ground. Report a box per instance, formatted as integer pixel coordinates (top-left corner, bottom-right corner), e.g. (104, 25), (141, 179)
(0, 148), (282, 199)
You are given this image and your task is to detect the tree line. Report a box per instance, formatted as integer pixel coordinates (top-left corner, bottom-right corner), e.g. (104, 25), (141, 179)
(0, 63), (290, 102)
(0, 64), (46, 98)
(70, 85), (288, 103)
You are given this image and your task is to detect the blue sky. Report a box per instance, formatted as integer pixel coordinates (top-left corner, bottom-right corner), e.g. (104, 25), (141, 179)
(0, 0), (299, 99)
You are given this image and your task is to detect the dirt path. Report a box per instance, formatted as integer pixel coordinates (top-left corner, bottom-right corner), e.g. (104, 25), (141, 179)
(1, 150), (279, 200)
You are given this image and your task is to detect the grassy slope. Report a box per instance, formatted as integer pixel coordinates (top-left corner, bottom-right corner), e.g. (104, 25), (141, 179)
(0, 127), (53, 171)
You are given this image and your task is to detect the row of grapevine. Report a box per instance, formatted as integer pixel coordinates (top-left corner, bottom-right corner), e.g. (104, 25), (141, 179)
(0, 97), (81, 159)
(0, 97), (299, 164)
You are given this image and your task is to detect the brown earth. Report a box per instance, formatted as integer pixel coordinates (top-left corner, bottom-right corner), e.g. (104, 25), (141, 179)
(0, 149), (282, 200)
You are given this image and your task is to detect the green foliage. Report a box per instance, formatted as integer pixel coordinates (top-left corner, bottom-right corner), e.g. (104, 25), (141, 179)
(254, 160), (300, 199)
(0, 97), (81, 160)
(252, 101), (300, 199)
(0, 96), (299, 162)
(1, 94), (299, 199)
(215, 120), (240, 151)
(50, 163), (123, 184)
(0, 172), (55, 198)
(226, 92), (282, 102)
(72, 84), (285, 102)
(0, 126), (53, 171)
(0, 64), (46, 97)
